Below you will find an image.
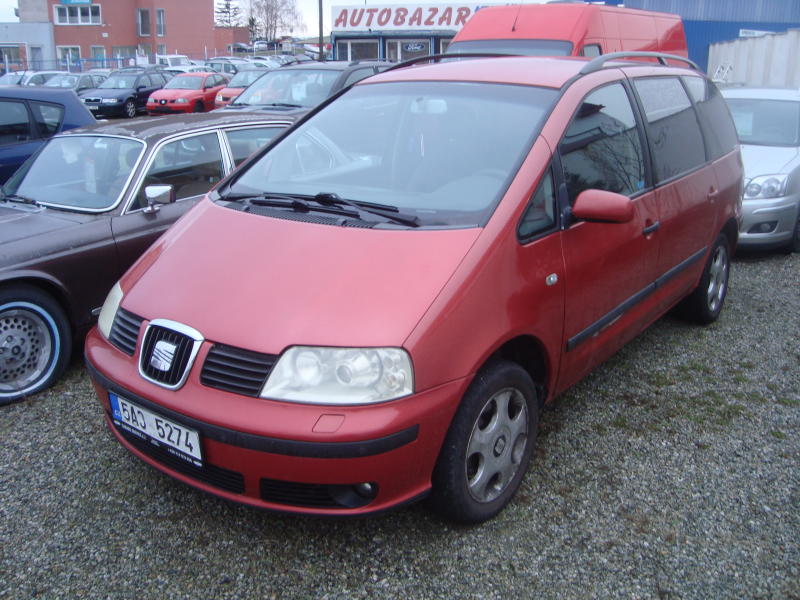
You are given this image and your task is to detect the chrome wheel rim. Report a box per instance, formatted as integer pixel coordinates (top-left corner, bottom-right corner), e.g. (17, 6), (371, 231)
(125, 102), (136, 118)
(465, 387), (529, 503)
(706, 245), (728, 313)
(0, 306), (54, 396)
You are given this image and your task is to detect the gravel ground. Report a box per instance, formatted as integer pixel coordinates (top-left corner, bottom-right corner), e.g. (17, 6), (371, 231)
(1, 251), (798, 600)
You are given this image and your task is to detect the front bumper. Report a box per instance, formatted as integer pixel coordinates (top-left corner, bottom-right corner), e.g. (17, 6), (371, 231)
(738, 194), (800, 249)
(83, 102), (125, 117)
(147, 102), (193, 114)
(85, 327), (467, 516)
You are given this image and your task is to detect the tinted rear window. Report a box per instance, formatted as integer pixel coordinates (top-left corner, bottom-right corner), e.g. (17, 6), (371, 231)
(683, 76), (739, 159)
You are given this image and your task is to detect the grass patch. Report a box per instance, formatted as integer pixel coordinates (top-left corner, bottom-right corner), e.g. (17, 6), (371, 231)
(611, 415), (629, 429)
(777, 397), (800, 408)
(771, 430), (786, 440)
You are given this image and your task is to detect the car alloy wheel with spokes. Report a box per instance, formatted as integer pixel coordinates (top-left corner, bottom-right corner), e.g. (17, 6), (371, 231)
(124, 100), (137, 118)
(0, 286), (71, 405)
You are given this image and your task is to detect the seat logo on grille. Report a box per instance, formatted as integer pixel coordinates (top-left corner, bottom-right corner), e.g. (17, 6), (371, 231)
(150, 340), (177, 371)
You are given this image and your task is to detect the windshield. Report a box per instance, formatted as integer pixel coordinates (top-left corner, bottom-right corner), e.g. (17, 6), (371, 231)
(447, 39), (574, 56)
(44, 74), (78, 88)
(229, 70), (266, 87)
(725, 97), (800, 146)
(233, 69), (339, 107)
(165, 75), (204, 90)
(226, 81), (557, 227)
(4, 135), (144, 211)
(100, 74), (138, 89)
(0, 72), (23, 85)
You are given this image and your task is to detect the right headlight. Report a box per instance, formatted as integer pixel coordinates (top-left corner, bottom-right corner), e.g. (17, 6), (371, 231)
(260, 346), (413, 405)
(744, 174), (788, 199)
(97, 281), (124, 339)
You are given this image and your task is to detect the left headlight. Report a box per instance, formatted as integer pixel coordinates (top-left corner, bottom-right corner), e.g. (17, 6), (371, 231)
(97, 281), (124, 339)
(261, 346), (413, 405)
(174, 98), (188, 104)
(744, 174), (788, 199)
(101, 98), (120, 104)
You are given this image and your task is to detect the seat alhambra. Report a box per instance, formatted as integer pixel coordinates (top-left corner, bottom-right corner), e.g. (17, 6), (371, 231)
(86, 52), (742, 523)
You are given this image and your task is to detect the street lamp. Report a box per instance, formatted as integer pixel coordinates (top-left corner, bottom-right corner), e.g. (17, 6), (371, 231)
(318, 0), (324, 61)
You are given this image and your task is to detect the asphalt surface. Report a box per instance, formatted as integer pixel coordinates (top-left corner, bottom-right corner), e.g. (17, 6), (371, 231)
(1, 250), (798, 599)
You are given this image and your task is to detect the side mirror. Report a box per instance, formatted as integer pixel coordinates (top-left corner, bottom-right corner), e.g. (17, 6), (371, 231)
(143, 184), (175, 214)
(571, 189), (634, 224)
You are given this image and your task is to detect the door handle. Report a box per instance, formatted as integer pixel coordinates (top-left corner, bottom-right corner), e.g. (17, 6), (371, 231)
(643, 221), (660, 235)
(708, 188), (720, 202)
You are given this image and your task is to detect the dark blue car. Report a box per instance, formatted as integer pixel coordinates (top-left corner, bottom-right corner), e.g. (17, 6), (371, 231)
(0, 86), (95, 184)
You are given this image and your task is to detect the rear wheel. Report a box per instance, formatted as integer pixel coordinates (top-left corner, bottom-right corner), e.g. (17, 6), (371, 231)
(0, 286), (71, 405)
(680, 233), (730, 324)
(124, 99), (137, 118)
(429, 360), (538, 523)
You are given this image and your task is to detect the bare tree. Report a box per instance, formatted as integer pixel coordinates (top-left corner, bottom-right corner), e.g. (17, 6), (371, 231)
(252, 0), (304, 41)
(215, 0), (242, 27)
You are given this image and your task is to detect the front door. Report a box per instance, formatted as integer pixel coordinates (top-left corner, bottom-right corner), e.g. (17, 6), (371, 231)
(555, 82), (660, 391)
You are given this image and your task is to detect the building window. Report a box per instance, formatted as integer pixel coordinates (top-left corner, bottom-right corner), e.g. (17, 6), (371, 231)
(91, 46), (106, 60)
(57, 46), (81, 68)
(386, 39), (430, 62)
(156, 9), (166, 37)
(137, 8), (151, 36)
(54, 4), (100, 25)
(335, 39), (378, 61)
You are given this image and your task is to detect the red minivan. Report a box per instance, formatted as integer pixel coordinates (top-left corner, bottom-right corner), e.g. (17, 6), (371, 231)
(447, 3), (687, 58)
(86, 52), (741, 523)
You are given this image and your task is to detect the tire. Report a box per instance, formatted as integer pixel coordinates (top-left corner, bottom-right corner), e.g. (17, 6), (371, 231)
(0, 286), (71, 405)
(680, 233), (730, 324)
(429, 360), (539, 524)
(193, 101), (204, 113)
(124, 99), (137, 118)
(782, 211), (800, 254)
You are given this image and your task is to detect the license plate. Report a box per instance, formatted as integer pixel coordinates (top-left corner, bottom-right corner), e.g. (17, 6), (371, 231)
(109, 392), (202, 466)
(87, 105), (98, 110)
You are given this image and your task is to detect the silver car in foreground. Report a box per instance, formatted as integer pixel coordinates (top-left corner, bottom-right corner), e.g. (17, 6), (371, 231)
(722, 87), (800, 252)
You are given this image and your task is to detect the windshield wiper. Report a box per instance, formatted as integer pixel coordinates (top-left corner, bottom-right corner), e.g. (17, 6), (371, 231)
(0, 190), (39, 206)
(219, 191), (359, 219)
(259, 102), (304, 108)
(312, 192), (420, 228)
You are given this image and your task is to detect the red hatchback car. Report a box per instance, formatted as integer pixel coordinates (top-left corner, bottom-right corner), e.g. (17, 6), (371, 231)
(86, 53), (742, 523)
(146, 72), (229, 115)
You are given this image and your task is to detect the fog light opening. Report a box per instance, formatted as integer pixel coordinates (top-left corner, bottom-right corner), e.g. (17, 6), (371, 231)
(748, 221), (778, 234)
(354, 482), (378, 499)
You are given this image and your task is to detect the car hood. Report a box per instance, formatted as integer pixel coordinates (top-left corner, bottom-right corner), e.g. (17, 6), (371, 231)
(121, 199), (480, 353)
(740, 144), (800, 179)
(151, 89), (199, 100)
(79, 88), (130, 100)
(0, 203), (86, 246)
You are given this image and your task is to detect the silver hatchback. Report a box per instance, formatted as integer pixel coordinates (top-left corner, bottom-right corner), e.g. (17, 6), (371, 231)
(722, 87), (800, 252)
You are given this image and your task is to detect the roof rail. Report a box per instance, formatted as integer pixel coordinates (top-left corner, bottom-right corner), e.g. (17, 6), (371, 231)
(580, 52), (699, 75)
(382, 52), (512, 74)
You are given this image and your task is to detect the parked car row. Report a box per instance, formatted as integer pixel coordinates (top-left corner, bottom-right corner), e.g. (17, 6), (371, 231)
(1, 49), (797, 526)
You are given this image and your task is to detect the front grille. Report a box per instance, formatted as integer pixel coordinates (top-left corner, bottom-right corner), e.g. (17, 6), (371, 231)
(83, 97), (100, 103)
(139, 324), (199, 388)
(115, 420), (244, 494)
(108, 308), (144, 356)
(260, 478), (375, 509)
(200, 343), (276, 397)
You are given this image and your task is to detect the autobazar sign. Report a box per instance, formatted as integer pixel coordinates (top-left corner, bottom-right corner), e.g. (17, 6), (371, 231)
(332, 4), (493, 31)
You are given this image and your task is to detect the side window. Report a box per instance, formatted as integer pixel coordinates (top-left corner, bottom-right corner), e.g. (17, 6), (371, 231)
(518, 167), (556, 241)
(633, 76), (706, 182)
(682, 76), (739, 161)
(343, 68), (373, 88)
(580, 44), (601, 57)
(559, 83), (645, 205)
(0, 101), (33, 145)
(135, 132), (224, 208)
(30, 101), (65, 137)
(224, 126), (284, 166)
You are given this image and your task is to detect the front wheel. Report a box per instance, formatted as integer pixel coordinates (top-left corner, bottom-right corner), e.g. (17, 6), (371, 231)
(680, 233), (730, 324)
(124, 99), (137, 118)
(783, 211), (800, 254)
(429, 360), (538, 523)
(193, 101), (204, 113)
(0, 286), (72, 405)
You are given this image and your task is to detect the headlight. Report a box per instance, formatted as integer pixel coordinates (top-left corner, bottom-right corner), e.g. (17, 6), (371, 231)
(147, 96), (156, 103)
(216, 93), (223, 102)
(744, 174), (788, 199)
(97, 281), (124, 339)
(261, 346), (413, 405)
(174, 98), (188, 104)
(101, 98), (120, 104)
